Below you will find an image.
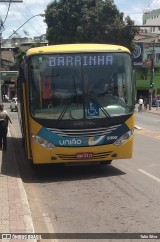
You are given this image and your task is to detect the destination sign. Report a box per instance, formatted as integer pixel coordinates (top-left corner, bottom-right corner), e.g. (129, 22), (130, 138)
(49, 54), (113, 67)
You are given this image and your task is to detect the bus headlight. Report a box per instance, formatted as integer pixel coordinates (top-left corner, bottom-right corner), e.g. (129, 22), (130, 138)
(32, 135), (55, 149)
(114, 129), (134, 146)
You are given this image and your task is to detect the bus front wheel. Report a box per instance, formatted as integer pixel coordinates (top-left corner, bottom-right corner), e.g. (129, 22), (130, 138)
(100, 160), (112, 165)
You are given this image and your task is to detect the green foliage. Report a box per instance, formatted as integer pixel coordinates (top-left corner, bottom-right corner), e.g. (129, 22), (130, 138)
(15, 49), (26, 67)
(45, 0), (139, 51)
(15, 42), (46, 67)
(30, 42), (45, 48)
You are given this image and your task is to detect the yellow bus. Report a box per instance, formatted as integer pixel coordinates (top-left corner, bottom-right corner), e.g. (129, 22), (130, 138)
(18, 43), (135, 165)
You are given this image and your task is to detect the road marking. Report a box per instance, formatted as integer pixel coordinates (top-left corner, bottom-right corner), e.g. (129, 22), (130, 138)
(134, 126), (142, 130)
(138, 169), (160, 183)
(155, 136), (160, 139)
(136, 128), (160, 139)
(136, 128), (160, 134)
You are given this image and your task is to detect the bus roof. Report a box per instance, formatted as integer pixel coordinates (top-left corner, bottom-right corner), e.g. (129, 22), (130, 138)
(26, 43), (130, 56)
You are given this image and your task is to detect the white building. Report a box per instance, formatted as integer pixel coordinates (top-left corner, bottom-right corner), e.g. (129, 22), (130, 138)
(143, 8), (160, 34)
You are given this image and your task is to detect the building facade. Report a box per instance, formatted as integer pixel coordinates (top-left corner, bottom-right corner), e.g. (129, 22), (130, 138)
(133, 41), (160, 100)
(0, 35), (48, 100)
(134, 8), (160, 102)
(143, 8), (160, 34)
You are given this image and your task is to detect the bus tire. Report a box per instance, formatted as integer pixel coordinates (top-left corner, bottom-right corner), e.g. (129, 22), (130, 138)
(22, 137), (25, 147)
(30, 159), (38, 169)
(100, 160), (112, 165)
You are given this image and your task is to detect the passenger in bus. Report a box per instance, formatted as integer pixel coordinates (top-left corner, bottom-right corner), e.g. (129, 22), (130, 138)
(0, 104), (12, 151)
(97, 75), (127, 108)
(31, 70), (41, 110)
(41, 77), (54, 108)
(91, 77), (109, 94)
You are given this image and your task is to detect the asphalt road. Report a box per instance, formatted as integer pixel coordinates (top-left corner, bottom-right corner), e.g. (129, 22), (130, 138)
(5, 103), (160, 242)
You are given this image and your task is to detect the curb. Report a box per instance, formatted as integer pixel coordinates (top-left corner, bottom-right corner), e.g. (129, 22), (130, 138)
(8, 128), (36, 240)
(135, 126), (142, 130)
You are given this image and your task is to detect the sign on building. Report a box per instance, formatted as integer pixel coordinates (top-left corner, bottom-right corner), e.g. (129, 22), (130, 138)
(133, 42), (143, 67)
(143, 43), (160, 68)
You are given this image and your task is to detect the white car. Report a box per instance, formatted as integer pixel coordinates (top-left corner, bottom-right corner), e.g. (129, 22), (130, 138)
(10, 97), (18, 111)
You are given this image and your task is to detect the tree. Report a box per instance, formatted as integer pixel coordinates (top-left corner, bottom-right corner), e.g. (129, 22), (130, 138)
(45, 0), (139, 51)
(15, 49), (26, 68)
(15, 42), (46, 67)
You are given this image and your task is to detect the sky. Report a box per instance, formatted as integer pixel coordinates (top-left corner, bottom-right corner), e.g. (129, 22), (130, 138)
(1, 0), (160, 40)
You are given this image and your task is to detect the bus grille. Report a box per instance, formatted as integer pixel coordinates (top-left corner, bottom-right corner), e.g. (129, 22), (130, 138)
(48, 124), (121, 137)
(57, 151), (112, 160)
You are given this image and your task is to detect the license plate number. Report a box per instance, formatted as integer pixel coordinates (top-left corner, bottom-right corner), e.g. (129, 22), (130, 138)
(76, 152), (93, 159)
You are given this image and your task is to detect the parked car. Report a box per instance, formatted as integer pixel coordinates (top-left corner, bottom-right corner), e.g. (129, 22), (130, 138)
(10, 97), (18, 111)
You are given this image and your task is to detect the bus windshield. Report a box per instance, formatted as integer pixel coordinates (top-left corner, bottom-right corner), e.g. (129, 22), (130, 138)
(29, 52), (133, 120)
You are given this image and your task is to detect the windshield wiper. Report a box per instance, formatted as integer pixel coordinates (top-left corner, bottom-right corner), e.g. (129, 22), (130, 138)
(73, 74), (79, 109)
(89, 91), (111, 117)
(57, 91), (76, 120)
(58, 75), (83, 120)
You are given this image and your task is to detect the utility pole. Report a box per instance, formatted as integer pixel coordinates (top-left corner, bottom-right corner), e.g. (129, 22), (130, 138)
(0, 13), (44, 103)
(0, 18), (4, 103)
(149, 40), (155, 110)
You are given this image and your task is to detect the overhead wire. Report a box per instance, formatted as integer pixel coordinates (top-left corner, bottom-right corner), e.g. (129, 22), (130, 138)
(1, 1), (46, 38)
(2, 0), (11, 24)
(22, 2), (46, 32)
(1, 2), (27, 37)
(16, 2), (43, 35)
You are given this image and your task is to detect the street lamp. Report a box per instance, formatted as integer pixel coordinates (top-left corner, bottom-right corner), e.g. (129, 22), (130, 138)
(1, 14), (45, 46)
(0, 13), (45, 102)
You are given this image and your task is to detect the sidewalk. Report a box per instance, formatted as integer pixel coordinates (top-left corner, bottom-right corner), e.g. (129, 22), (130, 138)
(0, 128), (35, 242)
(135, 104), (160, 115)
(134, 106), (160, 130)
(145, 106), (160, 115)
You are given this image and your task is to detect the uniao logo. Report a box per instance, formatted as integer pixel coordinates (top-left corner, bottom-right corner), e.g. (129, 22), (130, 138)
(59, 136), (105, 146)
(59, 139), (82, 146)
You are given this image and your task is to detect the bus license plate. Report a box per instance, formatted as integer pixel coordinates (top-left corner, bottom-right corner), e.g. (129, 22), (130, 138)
(76, 152), (93, 159)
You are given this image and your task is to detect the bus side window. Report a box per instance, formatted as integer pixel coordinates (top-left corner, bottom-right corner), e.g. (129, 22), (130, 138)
(17, 62), (26, 100)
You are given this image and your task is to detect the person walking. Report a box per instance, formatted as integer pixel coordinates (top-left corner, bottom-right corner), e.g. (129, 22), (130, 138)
(138, 97), (143, 112)
(0, 103), (12, 151)
(156, 97), (160, 110)
(144, 97), (148, 110)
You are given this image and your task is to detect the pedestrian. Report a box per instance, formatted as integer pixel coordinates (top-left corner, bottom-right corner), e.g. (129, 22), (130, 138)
(144, 98), (148, 110)
(156, 97), (160, 110)
(138, 97), (143, 112)
(0, 103), (12, 151)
